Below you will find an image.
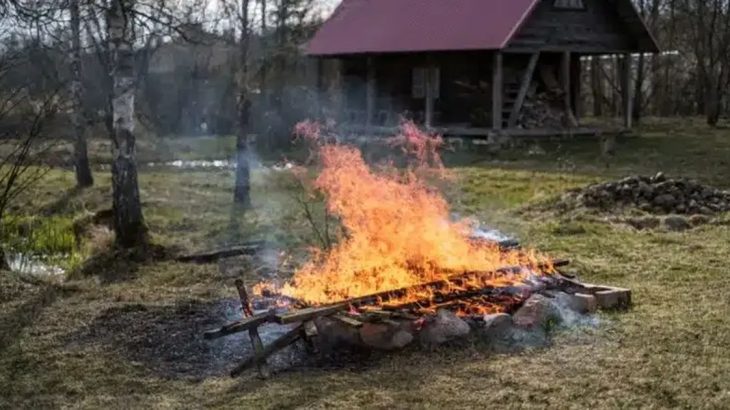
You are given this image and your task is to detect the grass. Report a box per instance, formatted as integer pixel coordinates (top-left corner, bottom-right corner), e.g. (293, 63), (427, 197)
(2, 118), (730, 408)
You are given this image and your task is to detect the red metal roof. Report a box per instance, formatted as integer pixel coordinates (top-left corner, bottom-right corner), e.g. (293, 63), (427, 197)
(307, 0), (541, 56)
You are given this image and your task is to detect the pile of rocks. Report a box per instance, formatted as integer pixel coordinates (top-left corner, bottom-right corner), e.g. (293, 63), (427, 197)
(313, 288), (627, 353)
(565, 173), (730, 216)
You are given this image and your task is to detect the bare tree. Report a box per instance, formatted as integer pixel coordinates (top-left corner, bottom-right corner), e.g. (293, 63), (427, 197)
(221, 0), (253, 207)
(69, 0), (94, 187)
(108, 0), (146, 247)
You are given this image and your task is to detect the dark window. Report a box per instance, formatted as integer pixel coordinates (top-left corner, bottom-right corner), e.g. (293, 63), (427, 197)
(554, 0), (585, 9)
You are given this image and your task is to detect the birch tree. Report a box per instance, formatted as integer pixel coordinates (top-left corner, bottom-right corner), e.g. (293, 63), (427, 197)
(69, 0), (93, 187)
(108, 0), (146, 247)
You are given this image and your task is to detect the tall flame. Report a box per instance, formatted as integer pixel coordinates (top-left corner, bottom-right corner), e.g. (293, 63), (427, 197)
(261, 121), (552, 314)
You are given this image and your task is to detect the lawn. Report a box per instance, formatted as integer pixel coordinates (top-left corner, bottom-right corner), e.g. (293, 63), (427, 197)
(1, 118), (729, 409)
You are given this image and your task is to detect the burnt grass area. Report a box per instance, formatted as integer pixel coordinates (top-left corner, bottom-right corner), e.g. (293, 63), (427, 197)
(65, 299), (246, 380)
(2, 119), (730, 408)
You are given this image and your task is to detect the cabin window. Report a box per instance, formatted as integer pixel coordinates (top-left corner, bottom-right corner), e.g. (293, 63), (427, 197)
(553, 0), (585, 10)
(412, 67), (440, 99)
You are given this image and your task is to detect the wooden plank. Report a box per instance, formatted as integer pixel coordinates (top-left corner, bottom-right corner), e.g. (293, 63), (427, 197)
(561, 51), (577, 127)
(508, 52), (540, 128)
(230, 325), (303, 378)
(235, 279), (270, 379)
(273, 259), (570, 325)
(621, 53), (633, 129)
(176, 241), (265, 263)
(424, 60), (435, 129)
(203, 312), (274, 340)
(275, 303), (349, 324)
(333, 313), (365, 328)
(491, 51), (503, 130)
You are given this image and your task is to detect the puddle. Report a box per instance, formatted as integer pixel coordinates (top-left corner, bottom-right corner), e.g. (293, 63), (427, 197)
(5, 252), (66, 278)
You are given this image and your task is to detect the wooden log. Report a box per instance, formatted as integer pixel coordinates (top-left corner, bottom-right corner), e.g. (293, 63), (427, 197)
(177, 241), (266, 263)
(333, 313), (365, 328)
(235, 279), (270, 379)
(508, 52), (540, 128)
(275, 303), (349, 324)
(273, 259), (569, 324)
(230, 324), (303, 378)
(203, 311), (274, 340)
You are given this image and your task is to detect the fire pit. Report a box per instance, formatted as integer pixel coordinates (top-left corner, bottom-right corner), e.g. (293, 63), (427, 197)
(204, 241), (630, 378)
(204, 122), (631, 378)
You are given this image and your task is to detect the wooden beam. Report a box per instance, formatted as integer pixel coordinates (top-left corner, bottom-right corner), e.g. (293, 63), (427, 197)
(570, 54), (582, 121)
(508, 52), (540, 128)
(235, 279), (270, 378)
(491, 51), (503, 130)
(203, 311), (274, 340)
(425, 60), (435, 129)
(561, 51), (576, 127)
(365, 57), (376, 127)
(621, 53), (633, 129)
(316, 58), (324, 119)
(230, 324), (303, 378)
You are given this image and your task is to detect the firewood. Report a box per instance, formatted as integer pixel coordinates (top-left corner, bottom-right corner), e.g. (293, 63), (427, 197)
(203, 311), (274, 340)
(235, 279), (270, 379)
(332, 313), (365, 328)
(274, 303), (349, 324)
(230, 325), (304, 377)
(176, 241), (266, 263)
(271, 259), (569, 324)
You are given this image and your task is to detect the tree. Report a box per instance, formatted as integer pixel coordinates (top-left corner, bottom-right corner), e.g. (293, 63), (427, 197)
(108, 0), (146, 247)
(222, 0), (254, 207)
(69, 0), (94, 187)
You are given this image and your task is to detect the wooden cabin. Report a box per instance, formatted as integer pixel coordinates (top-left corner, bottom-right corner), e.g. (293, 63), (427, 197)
(307, 0), (659, 137)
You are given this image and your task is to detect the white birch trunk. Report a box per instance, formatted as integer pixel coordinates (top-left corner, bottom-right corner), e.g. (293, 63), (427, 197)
(109, 0), (146, 247)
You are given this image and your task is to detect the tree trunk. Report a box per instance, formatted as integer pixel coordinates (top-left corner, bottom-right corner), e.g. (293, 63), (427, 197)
(234, 0), (252, 207)
(706, 82), (720, 127)
(109, 0), (146, 248)
(70, 0), (94, 187)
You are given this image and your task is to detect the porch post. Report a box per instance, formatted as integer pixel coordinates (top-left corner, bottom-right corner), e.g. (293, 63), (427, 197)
(366, 57), (376, 128)
(425, 57), (434, 128)
(561, 51), (574, 127)
(491, 51), (503, 130)
(621, 52), (633, 129)
(316, 58), (324, 119)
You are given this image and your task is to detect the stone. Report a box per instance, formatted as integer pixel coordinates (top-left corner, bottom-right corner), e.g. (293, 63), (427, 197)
(664, 215), (691, 232)
(563, 293), (598, 314)
(627, 216), (661, 230)
(653, 194), (676, 209)
(359, 322), (414, 351)
(512, 294), (562, 329)
(689, 214), (711, 226)
(418, 309), (470, 347)
(699, 206), (714, 215)
(314, 316), (363, 350)
(483, 313), (512, 333)
(594, 288), (632, 310)
(652, 172), (666, 183)
(637, 181), (653, 198)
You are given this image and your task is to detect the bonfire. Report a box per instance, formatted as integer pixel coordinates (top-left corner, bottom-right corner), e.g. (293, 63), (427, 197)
(205, 122), (631, 379)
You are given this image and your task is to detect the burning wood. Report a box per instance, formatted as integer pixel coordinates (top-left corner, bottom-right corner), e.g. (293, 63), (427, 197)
(201, 124), (632, 377)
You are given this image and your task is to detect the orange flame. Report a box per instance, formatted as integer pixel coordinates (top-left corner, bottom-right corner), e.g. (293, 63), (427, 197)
(259, 121), (553, 315)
